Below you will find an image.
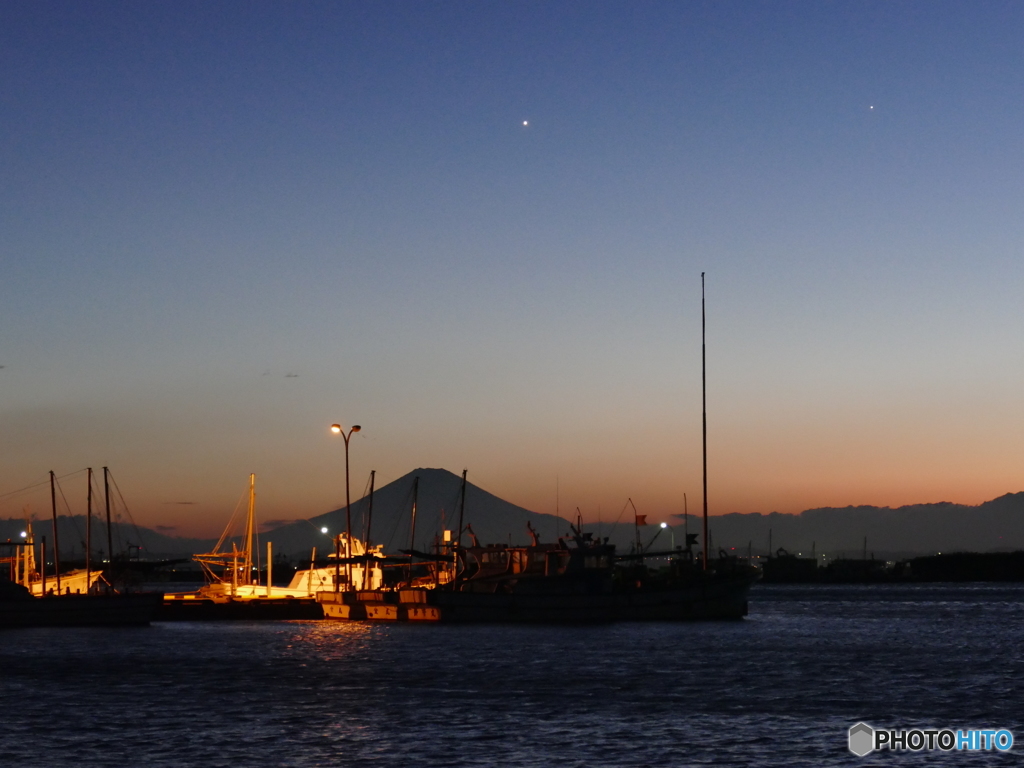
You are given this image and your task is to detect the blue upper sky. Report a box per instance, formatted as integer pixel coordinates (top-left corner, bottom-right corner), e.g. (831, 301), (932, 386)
(2, 1), (1022, 536)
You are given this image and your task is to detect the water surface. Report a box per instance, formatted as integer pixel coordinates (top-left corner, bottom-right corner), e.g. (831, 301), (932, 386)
(2, 583), (1021, 766)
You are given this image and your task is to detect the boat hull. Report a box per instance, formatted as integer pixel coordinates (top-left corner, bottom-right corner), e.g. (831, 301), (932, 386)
(157, 595), (323, 621)
(0, 592), (164, 629)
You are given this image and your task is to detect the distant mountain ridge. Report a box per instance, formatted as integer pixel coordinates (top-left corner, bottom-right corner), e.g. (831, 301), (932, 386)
(4, 472), (1023, 560)
(688, 493), (1024, 557)
(262, 468), (573, 558)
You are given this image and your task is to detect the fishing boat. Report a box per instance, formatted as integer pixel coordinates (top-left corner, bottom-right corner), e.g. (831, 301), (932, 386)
(0, 576), (163, 628)
(408, 523), (752, 623)
(160, 473), (383, 620)
(0, 469), (164, 628)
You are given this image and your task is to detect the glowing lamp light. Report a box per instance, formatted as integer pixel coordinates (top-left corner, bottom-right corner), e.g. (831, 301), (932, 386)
(330, 424), (341, 433)
(660, 522), (668, 529)
(321, 527), (329, 534)
(19, 531), (27, 538)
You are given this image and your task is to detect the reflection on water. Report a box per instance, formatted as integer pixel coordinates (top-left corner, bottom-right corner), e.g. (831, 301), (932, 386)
(2, 584), (1023, 766)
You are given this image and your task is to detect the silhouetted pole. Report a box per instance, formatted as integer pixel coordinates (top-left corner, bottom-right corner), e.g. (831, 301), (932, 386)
(104, 466), (113, 577)
(701, 272), (709, 570)
(86, 468), (93, 591)
(330, 423), (361, 589)
(267, 540), (273, 597)
(50, 471), (62, 592)
(408, 476), (419, 585)
(363, 470), (376, 589)
(456, 469), (468, 549)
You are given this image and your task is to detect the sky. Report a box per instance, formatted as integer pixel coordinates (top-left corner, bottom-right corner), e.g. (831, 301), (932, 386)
(2, 1), (1023, 538)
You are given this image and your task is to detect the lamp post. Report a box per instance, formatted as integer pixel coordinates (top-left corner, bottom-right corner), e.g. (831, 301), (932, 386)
(330, 423), (361, 589)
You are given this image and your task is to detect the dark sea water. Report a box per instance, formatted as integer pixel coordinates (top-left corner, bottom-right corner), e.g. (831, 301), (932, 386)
(2, 583), (1022, 767)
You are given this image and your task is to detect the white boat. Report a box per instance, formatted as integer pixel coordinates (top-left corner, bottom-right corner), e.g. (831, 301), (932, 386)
(166, 473), (383, 605)
(5, 519), (107, 596)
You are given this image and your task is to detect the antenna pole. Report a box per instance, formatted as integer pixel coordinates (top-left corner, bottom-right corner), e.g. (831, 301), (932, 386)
(86, 468), (93, 592)
(364, 470), (376, 590)
(456, 469), (468, 548)
(701, 272), (709, 570)
(50, 471), (62, 593)
(450, 470), (467, 587)
(408, 476), (419, 585)
(104, 467), (113, 582)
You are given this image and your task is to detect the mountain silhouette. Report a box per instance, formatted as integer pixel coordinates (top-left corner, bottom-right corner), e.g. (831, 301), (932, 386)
(6, 475), (1024, 561)
(262, 468), (573, 557)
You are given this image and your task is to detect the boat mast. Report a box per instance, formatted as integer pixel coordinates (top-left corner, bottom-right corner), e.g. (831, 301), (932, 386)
(454, 469), (468, 585)
(40, 536), (46, 595)
(50, 470), (62, 593)
(363, 470), (376, 590)
(701, 272), (709, 570)
(242, 473), (255, 586)
(456, 469), (468, 549)
(86, 467), (93, 592)
(408, 475), (419, 585)
(104, 466), (113, 581)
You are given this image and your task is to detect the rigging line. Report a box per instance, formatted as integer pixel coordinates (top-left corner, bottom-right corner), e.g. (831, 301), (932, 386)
(0, 469), (86, 501)
(0, 478), (51, 501)
(212, 489), (249, 554)
(54, 476), (87, 553)
(0, 468), (90, 512)
(107, 470), (150, 555)
(382, 482), (415, 553)
(359, 471), (374, 541)
(426, 485), (461, 545)
(610, 498), (631, 527)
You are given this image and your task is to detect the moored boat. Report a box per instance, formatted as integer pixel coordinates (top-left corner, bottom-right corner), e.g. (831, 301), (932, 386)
(0, 578), (163, 628)
(379, 523), (753, 624)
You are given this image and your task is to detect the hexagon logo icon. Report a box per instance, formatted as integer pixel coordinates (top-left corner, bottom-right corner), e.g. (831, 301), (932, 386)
(849, 722), (875, 756)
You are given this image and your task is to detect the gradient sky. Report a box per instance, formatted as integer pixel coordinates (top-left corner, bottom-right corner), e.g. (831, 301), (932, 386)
(2, 1), (1023, 537)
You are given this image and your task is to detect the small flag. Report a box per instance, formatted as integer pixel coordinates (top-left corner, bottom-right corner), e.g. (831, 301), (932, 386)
(635, 515), (647, 526)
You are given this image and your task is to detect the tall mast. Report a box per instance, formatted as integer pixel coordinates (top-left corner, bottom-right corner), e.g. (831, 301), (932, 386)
(701, 272), (709, 570)
(453, 469), (468, 586)
(104, 467), (113, 585)
(86, 468), (93, 591)
(363, 470), (376, 589)
(408, 475), (419, 585)
(50, 470), (62, 593)
(243, 473), (255, 586)
(409, 476), (419, 550)
(456, 469), (468, 549)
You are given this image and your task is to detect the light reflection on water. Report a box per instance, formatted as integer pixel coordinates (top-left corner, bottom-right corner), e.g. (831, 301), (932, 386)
(2, 584), (1023, 767)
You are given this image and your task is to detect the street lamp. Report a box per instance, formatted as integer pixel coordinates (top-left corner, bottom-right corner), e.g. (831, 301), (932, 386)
(330, 423), (361, 590)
